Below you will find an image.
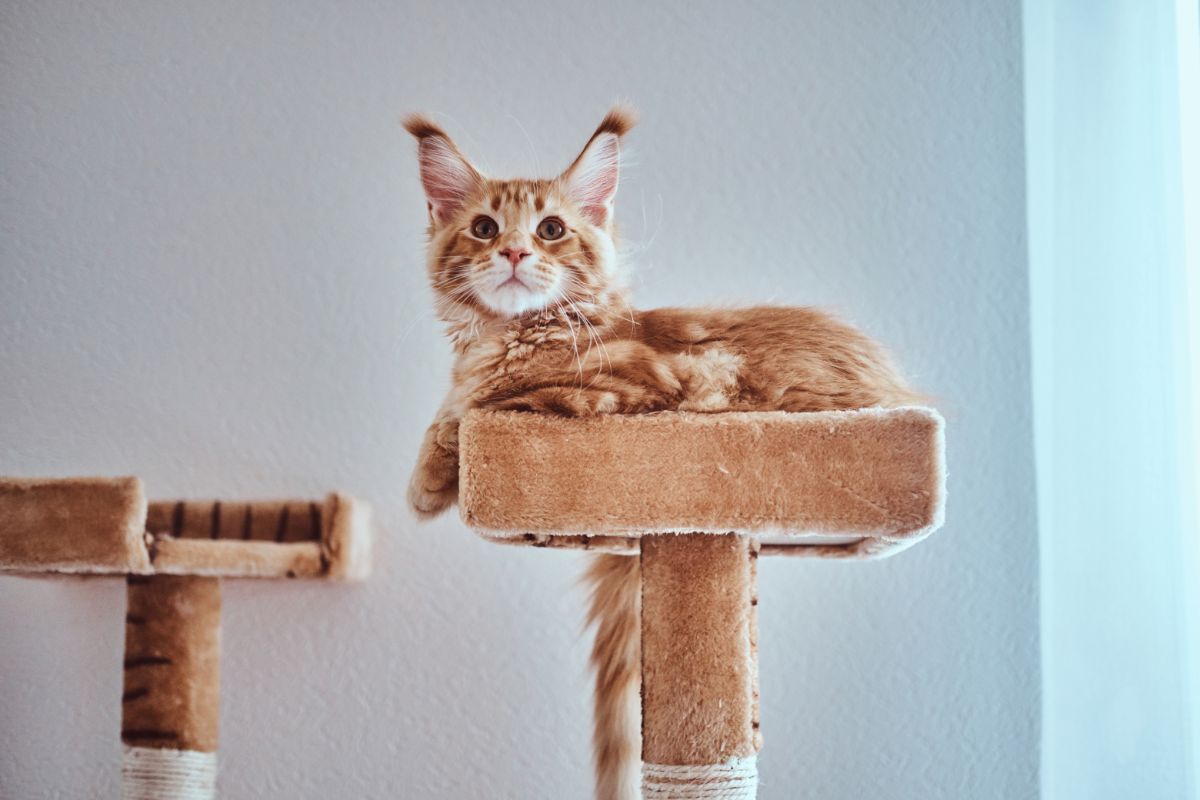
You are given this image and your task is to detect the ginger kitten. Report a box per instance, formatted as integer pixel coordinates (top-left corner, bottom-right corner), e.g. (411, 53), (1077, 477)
(404, 107), (920, 800)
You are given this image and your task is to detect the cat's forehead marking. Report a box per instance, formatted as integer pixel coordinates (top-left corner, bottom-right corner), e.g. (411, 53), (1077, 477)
(488, 180), (552, 210)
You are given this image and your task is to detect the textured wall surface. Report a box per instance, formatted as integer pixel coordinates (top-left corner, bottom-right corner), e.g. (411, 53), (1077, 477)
(0, 2), (1037, 798)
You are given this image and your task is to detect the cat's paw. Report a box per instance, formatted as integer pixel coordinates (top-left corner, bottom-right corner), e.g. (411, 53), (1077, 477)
(409, 418), (461, 520)
(405, 479), (456, 522)
(406, 470), (458, 520)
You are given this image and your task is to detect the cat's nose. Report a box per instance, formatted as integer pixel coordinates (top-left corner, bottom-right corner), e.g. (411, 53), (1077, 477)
(499, 248), (531, 267)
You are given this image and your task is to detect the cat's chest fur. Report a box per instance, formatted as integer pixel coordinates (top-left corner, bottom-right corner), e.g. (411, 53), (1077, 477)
(445, 310), (748, 415)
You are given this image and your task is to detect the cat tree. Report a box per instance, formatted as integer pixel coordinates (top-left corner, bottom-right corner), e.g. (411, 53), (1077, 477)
(0, 477), (370, 799)
(458, 407), (946, 799)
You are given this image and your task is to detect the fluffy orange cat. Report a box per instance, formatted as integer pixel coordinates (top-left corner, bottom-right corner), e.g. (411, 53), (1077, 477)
(404, 107), (920, 800)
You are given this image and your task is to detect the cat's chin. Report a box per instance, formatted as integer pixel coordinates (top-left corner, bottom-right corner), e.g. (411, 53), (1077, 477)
(477, 286), (554, 318)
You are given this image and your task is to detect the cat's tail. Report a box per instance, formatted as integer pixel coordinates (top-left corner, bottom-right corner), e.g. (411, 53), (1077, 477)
(584, 552), (642, 800)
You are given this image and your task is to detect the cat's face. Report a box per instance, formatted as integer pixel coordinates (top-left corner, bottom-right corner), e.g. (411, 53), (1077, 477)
(405, 109), (634, 320)
(424, 178), (617, 318)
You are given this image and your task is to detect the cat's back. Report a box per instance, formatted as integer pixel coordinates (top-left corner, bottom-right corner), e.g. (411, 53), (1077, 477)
(630, 304), (919, 411)
(631, 304), (858, 349)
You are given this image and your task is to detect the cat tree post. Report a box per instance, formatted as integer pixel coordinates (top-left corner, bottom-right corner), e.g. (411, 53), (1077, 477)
(641, 534), (759, 797)
(459, 408), (946, 799)
(0, 477), (371, 799)
(121, 574), (222, 798)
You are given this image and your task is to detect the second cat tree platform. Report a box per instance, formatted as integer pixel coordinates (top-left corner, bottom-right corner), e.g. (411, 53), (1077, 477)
(458, 407), (946, 799)
(0, 478), (371, 799)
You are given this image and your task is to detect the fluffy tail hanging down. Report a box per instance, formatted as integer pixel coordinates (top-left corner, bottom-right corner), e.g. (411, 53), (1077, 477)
(584, 553), (642, 800)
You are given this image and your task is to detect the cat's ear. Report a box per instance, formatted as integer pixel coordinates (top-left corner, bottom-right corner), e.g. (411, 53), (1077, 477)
(561, 105), (637, 227)
(403, 114), (482, 225)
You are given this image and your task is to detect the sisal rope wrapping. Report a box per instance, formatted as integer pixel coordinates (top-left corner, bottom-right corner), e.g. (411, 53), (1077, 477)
(642, 756), (758, 799)
(122, 746), (216, 800)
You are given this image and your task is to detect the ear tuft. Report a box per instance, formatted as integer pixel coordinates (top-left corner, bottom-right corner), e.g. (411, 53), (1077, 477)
(593, 104), (638, 139)
(402, 113), (450, 141)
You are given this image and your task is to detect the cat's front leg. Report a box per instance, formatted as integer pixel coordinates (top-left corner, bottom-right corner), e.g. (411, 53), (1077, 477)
(493, 386), (624, 415)
(407, 415), (460, 519)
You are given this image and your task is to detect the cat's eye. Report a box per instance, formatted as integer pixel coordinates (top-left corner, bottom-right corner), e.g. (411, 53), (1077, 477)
(471, 216), (499, 239)
(536, 217), (566, 241)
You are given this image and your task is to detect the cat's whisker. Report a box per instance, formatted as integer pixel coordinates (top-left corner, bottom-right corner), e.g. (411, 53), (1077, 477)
(555, 301), (586, 388)
(433, 290), (476, 312)
(434, 281), (475, 298)
(395, 297), (440, 348)
(507, 113), (543, 176)
(623, 189), (664, 260)
(562, 299), (598, 375)
(559, 275), (604, 314)
(567, 298), (613, 383)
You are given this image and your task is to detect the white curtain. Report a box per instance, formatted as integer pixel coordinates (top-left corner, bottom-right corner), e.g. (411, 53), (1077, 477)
(1024, 0), (1200, 797)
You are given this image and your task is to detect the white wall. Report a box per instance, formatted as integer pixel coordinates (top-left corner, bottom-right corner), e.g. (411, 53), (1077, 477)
(0, 2), (1037, 798)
